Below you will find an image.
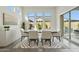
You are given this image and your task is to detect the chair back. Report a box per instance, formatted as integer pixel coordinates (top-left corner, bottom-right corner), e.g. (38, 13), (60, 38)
(20, 29), (28, 37)
(29, 31), (38, 39)
(52, 32), (61, 36)
(41, 31), (52, 39)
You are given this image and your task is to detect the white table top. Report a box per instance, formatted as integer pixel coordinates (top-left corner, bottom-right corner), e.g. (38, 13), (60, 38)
(24, 30), (59, 32)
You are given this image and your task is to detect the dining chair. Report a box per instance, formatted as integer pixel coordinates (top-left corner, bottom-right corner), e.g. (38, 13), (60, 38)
(41, 31), (52, 46)
(20, 29), (28, 41)
(52, 32), (61, 42)
(28, 31), (39, 46)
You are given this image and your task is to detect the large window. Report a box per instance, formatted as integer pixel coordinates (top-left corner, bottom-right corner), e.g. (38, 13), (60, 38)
(25, 12), (52, 30)
(71, 8), (79, 40)
(27, 12), (36, 22)
(63, 7), (79, 48)
(63, 12), (70, 39)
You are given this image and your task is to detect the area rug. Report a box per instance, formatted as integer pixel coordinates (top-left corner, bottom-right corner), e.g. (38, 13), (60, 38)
(13, 37), (63, 48)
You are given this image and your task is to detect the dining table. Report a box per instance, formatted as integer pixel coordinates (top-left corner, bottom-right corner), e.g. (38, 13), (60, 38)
(24, 30), (61, 42)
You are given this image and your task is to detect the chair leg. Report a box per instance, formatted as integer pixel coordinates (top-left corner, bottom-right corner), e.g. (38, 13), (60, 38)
(53, 37), (54, 42)
(31, 39), (37, 46)
(59, 36), (61, 42)
(21, 37), (22, 41)
(50, 39), (51, 46)
(37, 39), (38, 46)
(28, 39), (30, 46)
(34, 40), (37, 46)
(21, 36), (23, 41)
(34, 40), (36, 45)
(41, 39), (43, 46)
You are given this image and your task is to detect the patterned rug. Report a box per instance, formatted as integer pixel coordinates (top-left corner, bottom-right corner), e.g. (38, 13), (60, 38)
(13, 37), (63, 48)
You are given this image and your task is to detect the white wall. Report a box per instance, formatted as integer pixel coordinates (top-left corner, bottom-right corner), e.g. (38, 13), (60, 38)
(22, 6), (57, 31)
(0, 26), (21, 46)
(0, 12), (3, 25)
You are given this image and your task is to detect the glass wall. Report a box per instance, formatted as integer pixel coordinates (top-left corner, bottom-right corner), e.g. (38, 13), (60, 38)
(63, 12), (70, 39)
(63, 7), (79, 48)
(71, 8), (79, 40)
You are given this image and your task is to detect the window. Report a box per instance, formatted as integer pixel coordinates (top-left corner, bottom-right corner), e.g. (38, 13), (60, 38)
(28, 17), (35, 22)
(71, 10), (79, 20)
(36, 12), (43, 17)
(27, 12), (36, 22)
(27, 12), (35, 17)
(63, 7), (79, 47)
(44, 12), (52, 17)
(71, 8), (79, 41)
(26, 12), (52, 21)
(63, 12), (70, 39)
(25, 12), (52, 30)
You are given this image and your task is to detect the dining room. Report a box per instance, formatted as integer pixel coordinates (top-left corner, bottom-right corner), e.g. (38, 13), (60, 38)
(13, 6), (63, 49)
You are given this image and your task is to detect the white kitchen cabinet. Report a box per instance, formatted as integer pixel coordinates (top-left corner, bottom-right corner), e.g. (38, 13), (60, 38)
(0, 26), (21, 47)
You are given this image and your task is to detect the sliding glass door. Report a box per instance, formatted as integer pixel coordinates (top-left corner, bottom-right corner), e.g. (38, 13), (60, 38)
(63, 12), (70, 39)
(63, 7), (79, 48)
(71, 8), (79, 42)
